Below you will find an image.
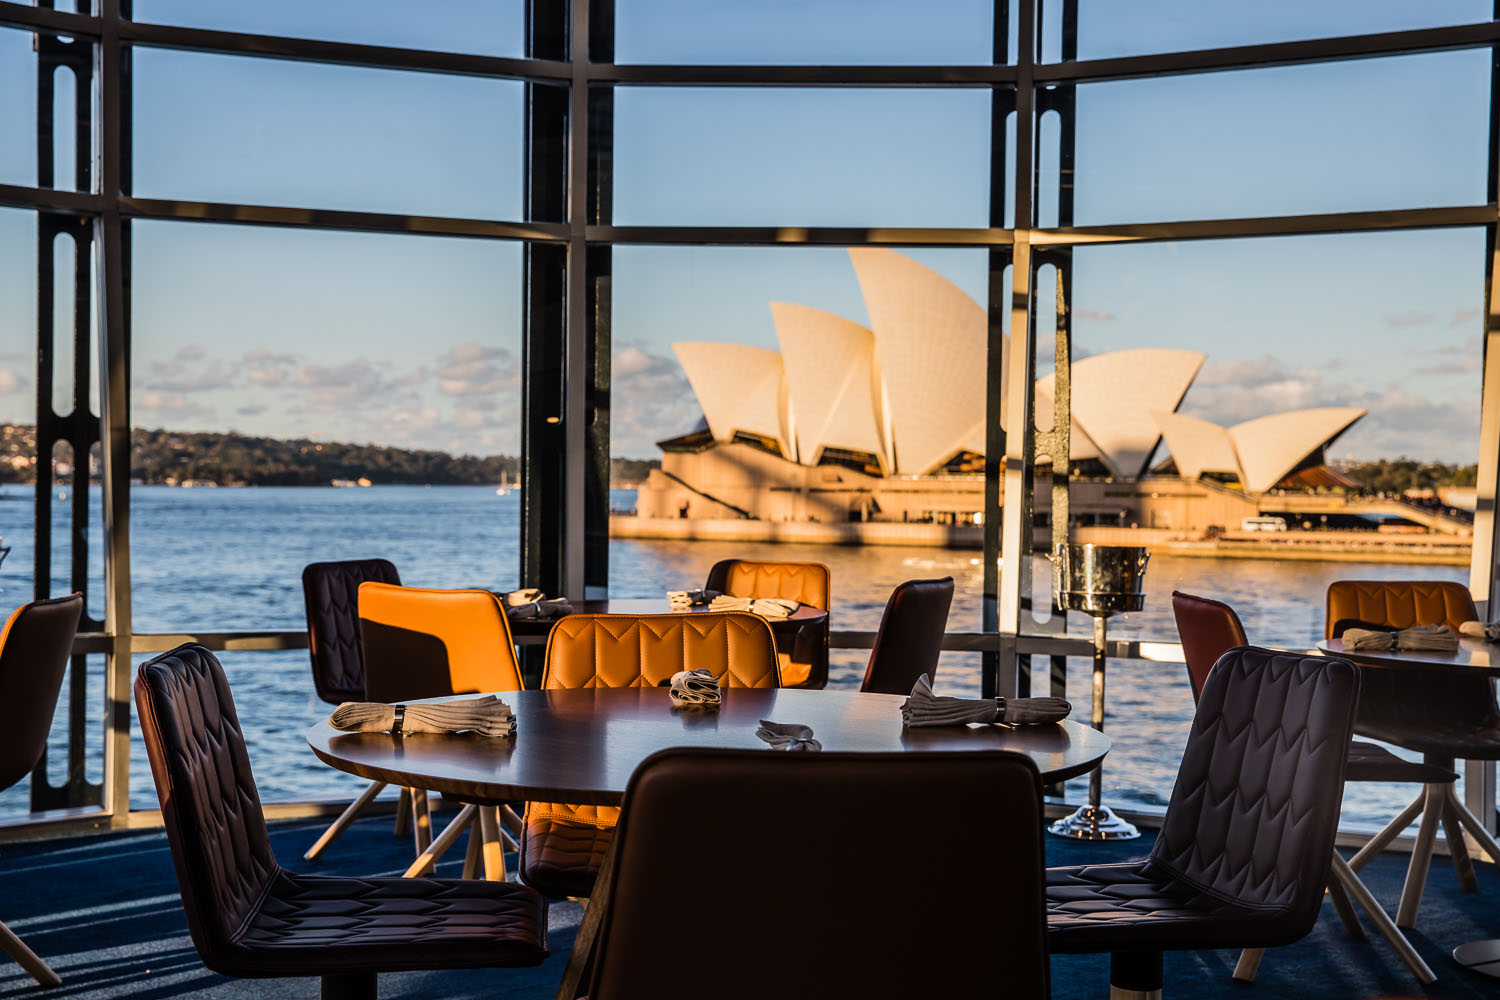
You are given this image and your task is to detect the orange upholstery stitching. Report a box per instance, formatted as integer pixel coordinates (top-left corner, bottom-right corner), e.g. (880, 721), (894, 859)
(1325, 580), (1477, 638)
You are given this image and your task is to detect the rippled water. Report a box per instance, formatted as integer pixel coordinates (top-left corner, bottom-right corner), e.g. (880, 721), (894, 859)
(0, 483), (1477, 828)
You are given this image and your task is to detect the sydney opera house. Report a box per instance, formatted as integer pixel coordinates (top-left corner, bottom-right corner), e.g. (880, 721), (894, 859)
(629, 249), (1374, 542)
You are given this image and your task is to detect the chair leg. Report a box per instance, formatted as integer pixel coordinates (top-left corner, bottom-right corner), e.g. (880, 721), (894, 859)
(321, 971), (377, 1000)
(0, 917), (61, 988)
(1349, 790), (1426, 873)
(403, 804), (476, 878)
(1326, 871), (1365, 940)
(1441, 795), (1479, 891)
(462, 818), (483, 880)
(1328, 852), (1436, 984)
(409, 789), (434, 875)
(1446, 784), (1500, 866)
(478, 805), (508, 881)
(1108, 950), (1162, 1000)
(305, 780), (388, 861)
(1397, 782), (1446, 928)
(394, 787), (412, 836)
(1232, 948), (1263, 983)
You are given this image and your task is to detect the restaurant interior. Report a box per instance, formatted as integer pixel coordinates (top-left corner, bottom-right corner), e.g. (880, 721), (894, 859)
(4, 1), (1500, 998)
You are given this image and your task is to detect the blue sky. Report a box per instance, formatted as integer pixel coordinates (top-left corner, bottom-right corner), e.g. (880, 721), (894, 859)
(0, 2), (1492, 463)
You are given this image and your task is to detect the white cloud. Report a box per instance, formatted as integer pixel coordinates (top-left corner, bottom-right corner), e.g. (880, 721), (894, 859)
(610, 342), (700, 458)
(0, 368), (28, 394)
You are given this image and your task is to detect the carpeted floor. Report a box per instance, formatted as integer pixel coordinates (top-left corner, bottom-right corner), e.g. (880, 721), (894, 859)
(1, 812), (1497, 999)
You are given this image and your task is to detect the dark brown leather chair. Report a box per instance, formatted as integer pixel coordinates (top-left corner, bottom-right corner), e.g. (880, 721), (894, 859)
(860, 576), (954, 695)
(705, 559), (830, 688)
(579, 747), (1047, 1000)
(0, 593), (82, 988)
(1047, 646), (1360, 998)
(1171, 590), (1449, 981)
(302, 559), (404, 862)
(1324, 579), (1500, 928)
(136, 643), (547, 1000)
(521, 612), (780, 899)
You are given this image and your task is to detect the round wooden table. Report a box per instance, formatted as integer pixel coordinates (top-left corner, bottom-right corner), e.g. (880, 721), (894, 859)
(307, 687), (1111, 807)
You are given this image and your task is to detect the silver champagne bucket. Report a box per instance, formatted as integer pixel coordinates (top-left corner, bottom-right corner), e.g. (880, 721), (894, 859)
(1054, 543), (1150, 616)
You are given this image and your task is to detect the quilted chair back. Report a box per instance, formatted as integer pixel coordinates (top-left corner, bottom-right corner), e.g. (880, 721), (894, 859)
(301, 558), (400, 705)
(543, 612), (780, 689)
(1324, 579), (1476, 638)
(704, 559), (830, 687)
(588, 748), (1048, 1000)
(357, 583), (522, 703)
(860, 577), (954, 695)
(1170, 590), (1248, 704)
(1152, 647), (1358, 929)
(0, 593), (83, 792)
(135, 644), (279, 971)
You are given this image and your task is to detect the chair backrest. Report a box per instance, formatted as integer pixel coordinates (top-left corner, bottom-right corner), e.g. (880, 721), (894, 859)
(704, 559), (830, 688)
(860, 577), (954, 695)
(301, 558), (401, 705)
(586, 748), (1048, 1000)
(357, 583), (522, 703)
(544, 612), (780, 689)
(1170, 590), (1248, 703)
(135, 644), (278, 972)
(1152, 646), (1358, 928)
(0, 593), (83, 792)
(1324, 579), (1477, 639)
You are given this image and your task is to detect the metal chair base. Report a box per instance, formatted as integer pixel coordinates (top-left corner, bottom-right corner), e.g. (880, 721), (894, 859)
(1049, 803), (1140, 841)
(1454, 938), (1500, 979)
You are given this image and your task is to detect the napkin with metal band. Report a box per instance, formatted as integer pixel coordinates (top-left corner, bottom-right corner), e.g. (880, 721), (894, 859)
(667, 588), (718, 610)
(329, 695), (516, 737)
(500, 588), (574, 620)
(900, 673), (1072, 728)
(1343, 624), (1460, 652)
(668, 668), (722, 707)
(1459, 620), (1500, 642)
(756, 720), (821, 751)
(707, 595), (800, 620)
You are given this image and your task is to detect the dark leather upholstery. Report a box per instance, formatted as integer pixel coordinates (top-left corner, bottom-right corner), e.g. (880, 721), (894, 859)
(1049, 647), (1359, 962)
(302, 559), (400, 705)
(135, 643), (547, 984)
(586, 748), (1048, 1000)
(705, 559), (830, 688)
(0, 594), (83, 793)
(860, 577), (955, 695)
(1171, 589), (1455, 784)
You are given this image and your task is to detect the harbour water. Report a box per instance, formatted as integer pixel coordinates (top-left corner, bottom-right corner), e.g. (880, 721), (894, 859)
(0, 483), (1478, 828)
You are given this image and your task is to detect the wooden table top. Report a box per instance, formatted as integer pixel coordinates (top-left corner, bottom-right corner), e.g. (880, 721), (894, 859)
(1317, 636), (1500, 678)
(504, 598), (828, 639)
(307, 687), (1110, 806)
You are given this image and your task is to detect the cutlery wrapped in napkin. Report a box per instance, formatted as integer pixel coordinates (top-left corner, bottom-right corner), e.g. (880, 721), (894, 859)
(1459, 620), (1500, 642)
(668, 668), (722, 707)
(505, 597), (573, 620)
(501, 588), (545, 607)
(330, 695), (516, 737)
(756, 720), (822, 751)
(707, 595), (799, 619)
(667, 589), (716, 609)
(1343, 624), (1459, 652)
(900, 674), (1072, 728)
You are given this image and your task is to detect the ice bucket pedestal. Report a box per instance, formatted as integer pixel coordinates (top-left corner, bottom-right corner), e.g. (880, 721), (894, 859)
(1048, 544), (1149, 842)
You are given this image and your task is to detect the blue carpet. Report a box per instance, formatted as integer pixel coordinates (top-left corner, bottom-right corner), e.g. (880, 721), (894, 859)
(1, 812), (1497, 998)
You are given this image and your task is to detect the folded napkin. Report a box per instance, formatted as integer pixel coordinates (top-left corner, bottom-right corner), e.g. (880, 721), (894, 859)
(756, 720), (821, 751)
(900, 674), (1072, 728)
(1343, 624), (1459, 652)
(707, 595), (799, 619)
(669, 668), (722, 707)
(501, 588), (545, 607)
(505, 597), (573, 620)
(1459, 620), (1500, 642)
(667, 588), (717, 609)
(329, 695), (516, 737)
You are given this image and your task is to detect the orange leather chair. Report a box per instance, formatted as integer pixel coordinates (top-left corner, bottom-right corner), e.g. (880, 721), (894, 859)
(1324, 579), (1500, 929)
(521, 612), (779, 898)
(358, 583), (525, 880)
(705, 559), (830, 688)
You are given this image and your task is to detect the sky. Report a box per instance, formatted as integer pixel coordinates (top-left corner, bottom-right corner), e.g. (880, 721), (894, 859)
(0, 0), (1493, 464)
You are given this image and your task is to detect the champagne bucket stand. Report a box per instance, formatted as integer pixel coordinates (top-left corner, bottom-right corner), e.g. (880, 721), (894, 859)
(1048, 543), (1149, 841)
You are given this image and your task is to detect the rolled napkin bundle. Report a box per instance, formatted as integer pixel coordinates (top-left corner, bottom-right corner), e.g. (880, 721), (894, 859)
(667, 588), (717, 609)
(756, 720), (822, 751)
(1344, 624), (1459, 652)
(505, 597), (573, 620)
(329, 695), (516, 737)
(669, 668), (722, 707)
(707, 595), (799, 620)
(502, 588), (545, 607)
(1459, 620), (1500, 642)
(900, 674), (1071, 728)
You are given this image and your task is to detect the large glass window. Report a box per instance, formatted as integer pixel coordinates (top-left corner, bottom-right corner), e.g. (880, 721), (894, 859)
(0, 27), (38, 189)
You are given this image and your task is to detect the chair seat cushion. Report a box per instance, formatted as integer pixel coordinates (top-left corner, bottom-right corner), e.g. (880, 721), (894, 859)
(1047, 860), (1298, 953)
(1344, 740), (1457, 783)
(1355, 718), (1500, 761)
(229, 871), (548, 975)
(521, 806), (615, 899)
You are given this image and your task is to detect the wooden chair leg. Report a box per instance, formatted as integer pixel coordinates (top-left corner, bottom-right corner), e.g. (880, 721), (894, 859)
(1397, 783), (1446, 928)
(394, 787), (412, 837)
(1326, 870), (1365, 940)
(478, 805), (508, 881)
(409, 788), (434, 875)
(462, 819), (483, 880)
(1232, 949), (1263, 983)
(1349, 790), (1425, 872)
(305, 780), (387, 861)
(0, 916), (61, 988)
(1448, 784), (1500, 866)
(1329, 852), (1436, 983)
(1442, 796), (1479, 891)
(403, 804), (476, 878)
